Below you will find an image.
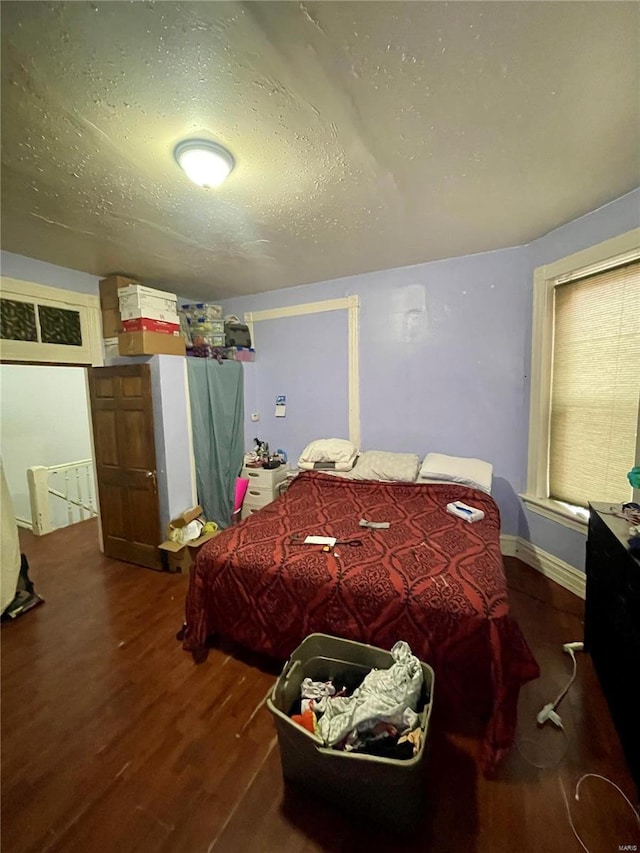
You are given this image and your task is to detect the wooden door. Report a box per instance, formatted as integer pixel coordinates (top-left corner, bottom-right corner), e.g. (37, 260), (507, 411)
(88, 364), (162, 570)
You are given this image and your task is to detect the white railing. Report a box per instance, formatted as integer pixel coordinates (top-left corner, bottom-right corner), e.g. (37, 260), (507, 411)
(27, 459), (97, 535)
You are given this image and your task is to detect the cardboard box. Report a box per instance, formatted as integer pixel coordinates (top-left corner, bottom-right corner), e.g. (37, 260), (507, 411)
(158, 506), (218, 573)
(122, 317), (180, 334)
(103, 336), (119, 359)
(170, 505), (204, 529)
(118, 283), (177, 301)
(118, 330), (186, 357)
(102, 308), (122, 338)
(119, 293), (178, 319)
(120, 304), (181, 322)
(99, 275), (140, 309)
(158, 534), (217, 573)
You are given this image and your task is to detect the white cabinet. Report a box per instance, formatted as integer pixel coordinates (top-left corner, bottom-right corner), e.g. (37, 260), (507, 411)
(241, 465), (288, 520)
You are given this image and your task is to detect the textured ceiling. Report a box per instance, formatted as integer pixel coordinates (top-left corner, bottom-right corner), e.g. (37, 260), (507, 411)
(1, 1), (638, 299)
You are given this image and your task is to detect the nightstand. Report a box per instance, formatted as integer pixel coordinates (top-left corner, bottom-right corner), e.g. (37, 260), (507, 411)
(241, 465), (288, 520)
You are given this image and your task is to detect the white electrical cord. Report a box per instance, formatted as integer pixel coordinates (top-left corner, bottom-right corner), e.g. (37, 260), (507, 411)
(516, 641), (580, 767)
(560, 773), (640, 853)
(525, 643), (640, 851)
(551, 647), (577, 705)
(536, 642), (582, 729)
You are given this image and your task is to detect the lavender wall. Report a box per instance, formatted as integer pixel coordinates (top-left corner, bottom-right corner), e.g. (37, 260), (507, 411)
(0, 250), (99, 294)
(223, 188), (640, 561)
(242, 311), (350, 464)
(223, 245), (530, 536)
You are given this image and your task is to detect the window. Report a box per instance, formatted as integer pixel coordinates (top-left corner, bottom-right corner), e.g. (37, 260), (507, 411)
(0, 299), (83, 347)
(524, 229), (640, 531)
(0, 278), (103, 366)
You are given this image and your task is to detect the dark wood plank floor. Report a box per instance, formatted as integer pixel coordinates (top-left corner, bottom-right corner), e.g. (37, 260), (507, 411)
(2, 520), (638, 852)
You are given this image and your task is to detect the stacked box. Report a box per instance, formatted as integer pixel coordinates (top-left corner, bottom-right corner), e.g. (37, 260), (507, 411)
(118, 331), (185, 356)
(103, 336), (120, 359)
(119, 285), (180, 321)
(99, 275), (139, 339)
(117, 284), (185, 356)
(122, 318), (181, 335)
(99, 275), (139, 310)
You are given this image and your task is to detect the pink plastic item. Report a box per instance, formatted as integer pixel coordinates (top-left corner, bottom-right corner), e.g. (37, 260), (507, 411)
(234, 477), (250, 514)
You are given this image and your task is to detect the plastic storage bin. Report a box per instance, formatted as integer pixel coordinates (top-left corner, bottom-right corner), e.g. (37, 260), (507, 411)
(267, 633), (434, 834)
(179, 302), (223, 320)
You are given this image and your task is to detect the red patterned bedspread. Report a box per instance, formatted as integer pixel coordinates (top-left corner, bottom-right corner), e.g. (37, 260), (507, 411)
(183, 471), (539, 773)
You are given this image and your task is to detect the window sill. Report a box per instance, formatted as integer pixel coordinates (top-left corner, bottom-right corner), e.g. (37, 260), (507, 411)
(520, 494), (589, 534)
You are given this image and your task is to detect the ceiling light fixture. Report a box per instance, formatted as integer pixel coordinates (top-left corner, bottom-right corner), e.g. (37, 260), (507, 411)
(173, 139), (235, 188)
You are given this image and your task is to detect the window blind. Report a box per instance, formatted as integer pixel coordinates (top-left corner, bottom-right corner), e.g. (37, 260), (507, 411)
(549, 261), (640, 507)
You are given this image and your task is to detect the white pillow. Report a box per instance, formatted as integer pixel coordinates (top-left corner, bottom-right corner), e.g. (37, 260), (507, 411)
(298, 438), (359, 466)
(418, 452), (493, 494)
(350, 450), (420, 482)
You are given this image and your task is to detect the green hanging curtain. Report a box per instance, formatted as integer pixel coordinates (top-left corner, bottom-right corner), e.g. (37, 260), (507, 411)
(187, 359), (244, 528)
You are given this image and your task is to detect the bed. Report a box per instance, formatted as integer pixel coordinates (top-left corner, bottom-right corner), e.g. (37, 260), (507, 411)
(183, 470), (539, 773)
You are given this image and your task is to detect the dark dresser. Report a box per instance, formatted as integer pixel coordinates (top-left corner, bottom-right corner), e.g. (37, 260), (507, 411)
(585, 503), (640, 795)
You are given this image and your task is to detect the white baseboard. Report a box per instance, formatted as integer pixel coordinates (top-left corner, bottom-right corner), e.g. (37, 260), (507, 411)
(500, 534), (586, 600)
(15, 516), (33, 531)
(500, 534), (519, 558)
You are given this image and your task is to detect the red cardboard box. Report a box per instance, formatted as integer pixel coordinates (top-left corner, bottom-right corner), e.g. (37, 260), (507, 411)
(122, 317), (180, 335)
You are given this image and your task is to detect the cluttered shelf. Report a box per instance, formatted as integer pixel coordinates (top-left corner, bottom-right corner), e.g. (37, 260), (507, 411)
(180, 303), (255, 362)
(99, 275), (255, 361)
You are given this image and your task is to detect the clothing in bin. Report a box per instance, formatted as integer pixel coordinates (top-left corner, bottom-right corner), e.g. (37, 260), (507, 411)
(267, 633), (435, 835)
(289, 641), (426, 758)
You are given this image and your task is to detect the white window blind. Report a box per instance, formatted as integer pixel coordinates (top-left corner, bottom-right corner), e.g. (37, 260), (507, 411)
(549, 261), (640, 507)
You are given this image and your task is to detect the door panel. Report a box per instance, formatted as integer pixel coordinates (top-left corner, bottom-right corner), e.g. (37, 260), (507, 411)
(131, 489), (159, 542)
(122, 375), (143, 397)
(95, 410), (118, 466)
(101, 484), (125, 537)
(88, 364), (162, 570)
(121, 410), (149, 469)
(95, 376), (115, 398)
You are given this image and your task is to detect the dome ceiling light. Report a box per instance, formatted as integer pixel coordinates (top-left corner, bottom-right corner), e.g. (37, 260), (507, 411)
(173, 139), (235, 188)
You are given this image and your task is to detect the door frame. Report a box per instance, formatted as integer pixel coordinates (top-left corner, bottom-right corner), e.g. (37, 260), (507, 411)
(244, 296), (360, 447)
(1, 278), (198, 552)
(0, 278), (105, 547)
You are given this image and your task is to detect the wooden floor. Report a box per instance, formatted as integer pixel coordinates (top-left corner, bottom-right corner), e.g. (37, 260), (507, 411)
(2, 520), (639, 853)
